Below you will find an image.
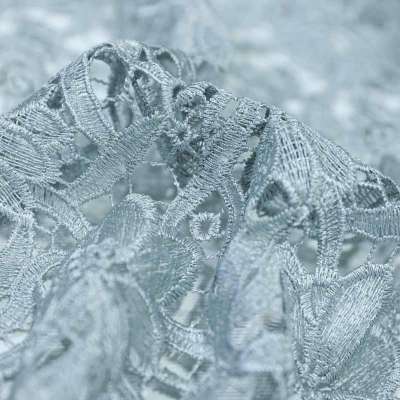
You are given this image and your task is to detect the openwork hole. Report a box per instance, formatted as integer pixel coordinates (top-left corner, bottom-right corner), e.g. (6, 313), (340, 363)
(60, 158), (90, 183)
(204, 85), (218, 101)
(172, 84), (185, 100)
(74, 125), (99, 160)
(373, 240), (398, 264)
(155, 51), (179, 77)
(237, 151), (256, 196)
(54, 225), (77, 250)
(111, 177), (130, 205)
(80, 195), (113, 225)
(297, 237), (318, 273)
(132, 162), (177, 202)
(0, 214), (14, 251)
(89, 58), (112, 102)
(256, 181), (291, 217)
(338, 234), (374, 275)
(109, 97), (135, 131)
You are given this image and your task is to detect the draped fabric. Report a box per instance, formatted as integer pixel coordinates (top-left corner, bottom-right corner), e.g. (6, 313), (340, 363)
(0, 2), (399, 400)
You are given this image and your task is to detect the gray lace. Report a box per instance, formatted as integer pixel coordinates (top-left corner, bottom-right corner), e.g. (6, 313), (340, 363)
(0, 39), (399, 400)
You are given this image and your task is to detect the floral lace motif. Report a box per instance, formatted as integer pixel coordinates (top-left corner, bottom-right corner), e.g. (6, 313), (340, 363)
(0, 41), (399, 400)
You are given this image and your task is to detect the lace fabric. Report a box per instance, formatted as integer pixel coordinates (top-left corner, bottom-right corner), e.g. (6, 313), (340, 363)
(0, 39), (399, 400)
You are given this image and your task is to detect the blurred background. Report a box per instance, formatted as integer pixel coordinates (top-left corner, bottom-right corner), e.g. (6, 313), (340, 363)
(1, 0), (399, 172)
